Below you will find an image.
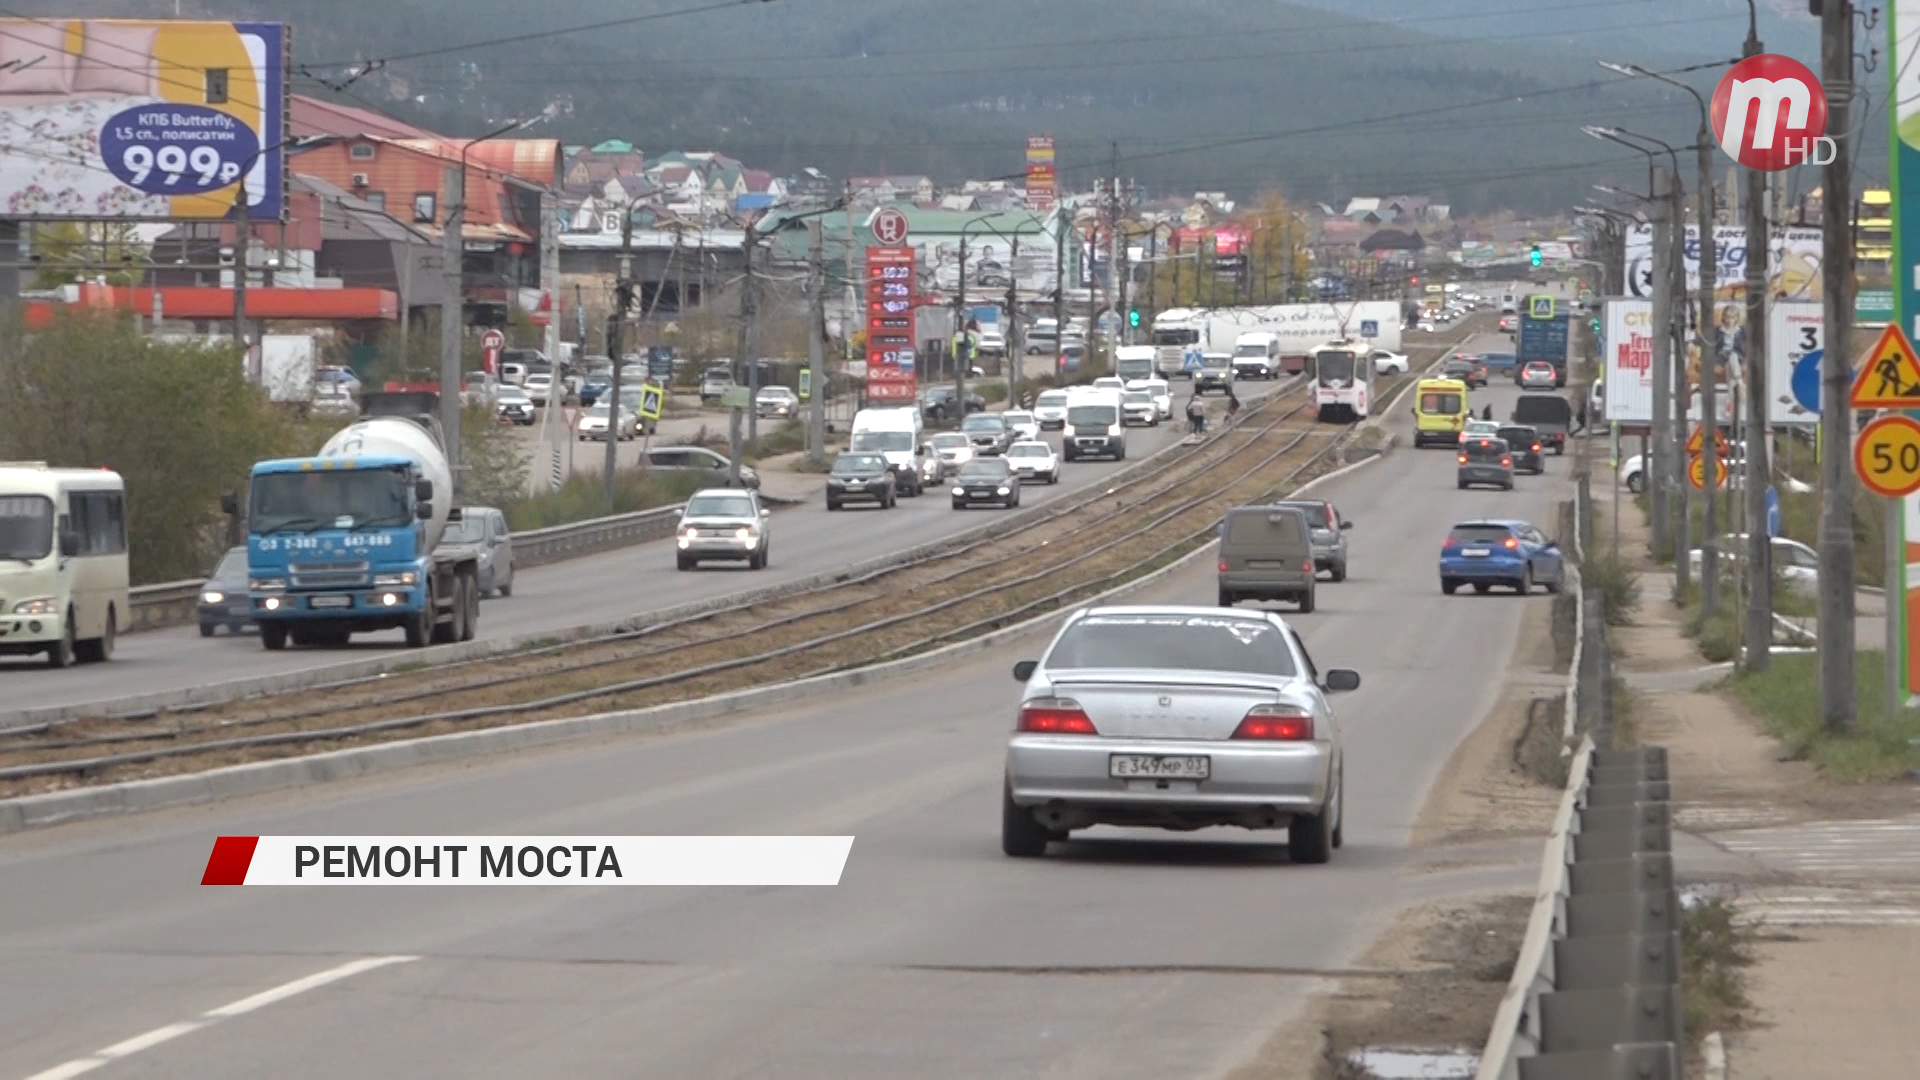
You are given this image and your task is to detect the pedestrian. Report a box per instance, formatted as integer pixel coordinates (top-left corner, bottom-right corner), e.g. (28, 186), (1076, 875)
(1481, 403), (1493, 421)
(1225, 389), (1242, 425)
(1186, 394), (1206, 435)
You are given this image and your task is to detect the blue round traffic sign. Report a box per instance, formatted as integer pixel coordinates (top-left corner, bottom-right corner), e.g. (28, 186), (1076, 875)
(1791, 349), (1823, 414)
(101, 104), (259, 198)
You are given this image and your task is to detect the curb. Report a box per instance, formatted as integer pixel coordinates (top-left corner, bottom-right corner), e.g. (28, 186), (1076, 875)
(6, 408), (1239, 731)
(0, 434), (1391, 834)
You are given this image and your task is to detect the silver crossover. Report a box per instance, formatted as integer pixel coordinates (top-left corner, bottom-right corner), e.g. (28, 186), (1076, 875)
(674, 488), (773, 570)
(1002, 605), (1357, 862)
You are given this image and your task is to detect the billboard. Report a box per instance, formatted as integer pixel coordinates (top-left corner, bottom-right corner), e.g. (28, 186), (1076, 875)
(1624, 224), (1823, 302)
(0, 18), (288, 221)
(1024, 135), (1055, 209)
(1601, 297), (1816, 426)
(925, 235), (1059, 295)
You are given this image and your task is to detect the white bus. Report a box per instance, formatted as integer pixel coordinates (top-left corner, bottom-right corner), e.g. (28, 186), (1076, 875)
(1308, 340), (1373, 423)
(0, 463), (128, 667)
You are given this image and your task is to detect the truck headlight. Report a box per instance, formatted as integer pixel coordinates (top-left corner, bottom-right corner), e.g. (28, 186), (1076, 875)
(200, 591), (224, 604)
(373, 572), (418, 586)
(13, 597), (57, 615)
(249, 578), (285, 591)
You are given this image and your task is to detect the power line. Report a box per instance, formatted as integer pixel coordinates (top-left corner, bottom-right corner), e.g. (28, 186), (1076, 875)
(380, 0), (1671, 73)
(302, 0), (780, 71)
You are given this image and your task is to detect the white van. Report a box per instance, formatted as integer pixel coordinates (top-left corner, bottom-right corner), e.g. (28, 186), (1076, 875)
(1232, 332), (1282, 380)
(0, 463), (129, 667)
(1114, 345), (1156, 383)
(850, 407), (928, 495)
(1062, 387), (1126, 462)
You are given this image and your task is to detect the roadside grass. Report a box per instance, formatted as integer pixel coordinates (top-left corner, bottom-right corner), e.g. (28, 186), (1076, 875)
(740, 420), (808, 462)
(1609, 676), (1639, 750)
(497, 469), (707, 532)
(1681, 894), (1753, 1053)
(1725, 650), (1920, 782)
(1578, 548), (1641, 627)
(1676, 568), (1816, 663)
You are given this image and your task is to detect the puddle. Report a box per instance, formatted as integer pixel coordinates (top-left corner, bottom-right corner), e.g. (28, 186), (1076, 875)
(1346, 1047), (1479, 1079)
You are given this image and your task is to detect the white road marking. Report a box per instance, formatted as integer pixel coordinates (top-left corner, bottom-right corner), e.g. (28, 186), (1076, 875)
(24, 955), (417, 1080)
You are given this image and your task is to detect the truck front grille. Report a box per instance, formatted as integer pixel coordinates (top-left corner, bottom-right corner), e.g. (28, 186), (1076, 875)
(289, 561), (371, 588)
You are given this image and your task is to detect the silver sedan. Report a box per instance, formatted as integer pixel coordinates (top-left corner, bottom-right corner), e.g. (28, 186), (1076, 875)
(1002, 605), (1356, 862)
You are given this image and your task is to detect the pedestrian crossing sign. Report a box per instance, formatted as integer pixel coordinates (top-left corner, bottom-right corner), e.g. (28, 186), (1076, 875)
(637, 384), (664, 421)
(1850, 323), (1920, 408)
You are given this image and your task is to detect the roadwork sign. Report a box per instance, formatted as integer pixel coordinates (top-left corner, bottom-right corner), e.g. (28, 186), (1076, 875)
(1685, 424), (1730, 457)
(1849, 324), (1920, 408)
(1688, 452), (1727, 490)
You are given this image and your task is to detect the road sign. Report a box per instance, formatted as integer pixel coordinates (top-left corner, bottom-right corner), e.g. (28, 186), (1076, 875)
(1685, 424), (1730, 457)
(1183, 346), (1204, 374)
(1528, 295), (1555, 319)
(1359, 319), (1379, 338)
(1849, 324), (1920, 408)
(481, 328), (505, 374)
(1688, 453), (1727, 490)
(721, 386), (751, 410)
(1791, 349), (1824, 413)
(1854, 414), (1920, 497)
(871, 206), (910, 245)
(636, 384), (664, 421)
(798, 368), (812, 401)
(1765, 485), (1781, 538)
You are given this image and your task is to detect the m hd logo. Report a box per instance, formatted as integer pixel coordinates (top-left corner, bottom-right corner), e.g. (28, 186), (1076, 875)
(1711, 53), (1832, 171)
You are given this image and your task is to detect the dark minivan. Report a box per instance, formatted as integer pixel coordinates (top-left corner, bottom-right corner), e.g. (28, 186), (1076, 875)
(1457, 436), (1515, 491)
(1495, 425), (1545, 475)
(1217, 504), (1316, 612)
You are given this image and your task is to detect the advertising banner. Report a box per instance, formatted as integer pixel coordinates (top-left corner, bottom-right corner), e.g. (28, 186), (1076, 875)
(1024, 135), (1055, 209)
(865, 245), (917, 402)
(1624, 224), (1823, 301)
(1602, 300), (1657, 424)
(0, 18), (288, 220)
(1602, 297), (1813, 426)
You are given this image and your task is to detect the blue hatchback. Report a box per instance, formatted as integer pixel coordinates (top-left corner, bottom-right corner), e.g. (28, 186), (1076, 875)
(1439, 519), (1566, 595)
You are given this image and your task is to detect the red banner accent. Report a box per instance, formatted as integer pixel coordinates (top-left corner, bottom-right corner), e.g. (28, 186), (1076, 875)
(201, 836), (261, 886)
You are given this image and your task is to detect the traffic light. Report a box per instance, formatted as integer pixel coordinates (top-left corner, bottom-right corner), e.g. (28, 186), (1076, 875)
(1410, 275), (1419, 286)
(1128, 308), (1140, 328)
(1529, 245), (1543, 267)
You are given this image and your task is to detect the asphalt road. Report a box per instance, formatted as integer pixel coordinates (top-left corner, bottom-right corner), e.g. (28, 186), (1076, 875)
(0, 334), (1568, 1079)
(0, 369), (1326, 717)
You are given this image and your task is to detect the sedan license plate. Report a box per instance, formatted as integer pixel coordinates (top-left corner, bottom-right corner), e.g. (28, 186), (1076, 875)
(1462, 547), (1490, 557)
(1110, 754), (1210, 780)
(309, 595), (352, 609)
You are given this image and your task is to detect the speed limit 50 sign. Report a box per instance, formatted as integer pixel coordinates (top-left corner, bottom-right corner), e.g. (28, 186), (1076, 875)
(1854, 414), (1920, 498)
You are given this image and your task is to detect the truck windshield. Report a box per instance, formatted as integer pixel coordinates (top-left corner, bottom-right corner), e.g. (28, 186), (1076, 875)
(1152, 328), (1199, 346)
(851, 431), (913, 453)
(0, 494), (53, 561)
(251, 468), (411, 533)
(1234, 343), (1268, 357)
(1067, 405), (1117, 426)
(1315, 352), (1357, 382)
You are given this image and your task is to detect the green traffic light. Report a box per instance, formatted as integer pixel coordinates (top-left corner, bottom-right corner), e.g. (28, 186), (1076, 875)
(1128, 309), (1140, 327)
(1529, 246), (1542, 267)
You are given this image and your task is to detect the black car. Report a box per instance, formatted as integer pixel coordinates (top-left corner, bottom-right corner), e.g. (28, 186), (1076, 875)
(1442, 356), (1487, 388)
(951, 458), (1020, 509)
(196, 546), (253, 636)
(1457, 436), (1515, 491)
(920, 385), (986, 421)
(825, 451), (898, 510)
(960, 413), (1013, 455)
(1495, 424), (1546, 475)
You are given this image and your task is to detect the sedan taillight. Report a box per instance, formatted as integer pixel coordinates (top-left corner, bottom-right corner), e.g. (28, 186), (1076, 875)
(1233, 705), (1314, 741)
(1018, 697), (1098, 734)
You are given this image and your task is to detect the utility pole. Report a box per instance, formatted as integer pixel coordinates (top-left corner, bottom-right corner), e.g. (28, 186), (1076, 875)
(1145, 226), (1157, 323)
(844, 182), (857, 377)
(233, 180), (254, 382)
(1698, 162), (1721, 618)
(1817, 0), (1858, 732)
(955, 234), (969, 408)
(1052, 209), (1066, 357)
(439, 163), (464, 478)
(806, 218), (828, 466)
(604, 206), (635, 506)
(1670, 170), (1693, 597)
(1740, 21), (1772, 669)
(1109, 145), (1123, 346)
(739, 221), (761, 444)
(1006, 235), (1021, 406)
(1649, 168), (1674, 564)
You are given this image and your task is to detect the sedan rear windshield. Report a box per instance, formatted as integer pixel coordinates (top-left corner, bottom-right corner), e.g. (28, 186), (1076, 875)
(1497, 427), (1538, 447)
(1448, 525), (1516, 545)
(1046, 614), (1298, 677)
(1007, 444), (1050, 457)
(1463, 439), (1509, 462)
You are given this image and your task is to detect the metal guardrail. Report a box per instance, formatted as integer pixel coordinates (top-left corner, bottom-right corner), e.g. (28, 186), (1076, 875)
(125, 503), (697, 633)
(1477, 469), (1682, 1079)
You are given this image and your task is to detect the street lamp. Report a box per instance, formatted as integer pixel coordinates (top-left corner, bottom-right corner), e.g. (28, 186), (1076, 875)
(440, 106), (558, 487)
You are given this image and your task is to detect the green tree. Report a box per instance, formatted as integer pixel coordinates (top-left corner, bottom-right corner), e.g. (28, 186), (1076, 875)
(0, 311), (314, 583)
(29, 222), (144, 289)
